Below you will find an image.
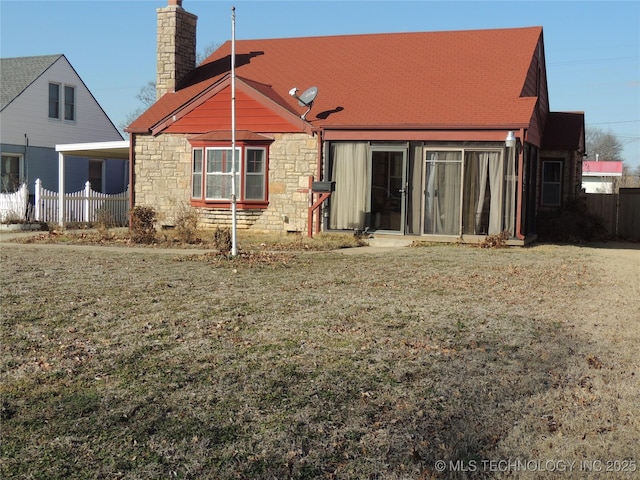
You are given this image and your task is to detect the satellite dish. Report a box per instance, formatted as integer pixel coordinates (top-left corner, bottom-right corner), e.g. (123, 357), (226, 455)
(289, 86), (319, 120)
(297, 86), (318, 107)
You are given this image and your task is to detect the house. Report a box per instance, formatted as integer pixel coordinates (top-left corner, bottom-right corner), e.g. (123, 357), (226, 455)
(581, 160), (623, 193)
(127, 0), (586, 244)
(0, 54), (127, 200)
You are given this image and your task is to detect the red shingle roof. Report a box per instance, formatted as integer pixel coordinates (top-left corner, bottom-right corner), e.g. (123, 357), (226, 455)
(128, 26), (543, 133)
(542, 111), (585, 150)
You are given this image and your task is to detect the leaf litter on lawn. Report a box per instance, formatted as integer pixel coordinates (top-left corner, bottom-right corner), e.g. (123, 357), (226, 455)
(1, 242), (638, 479)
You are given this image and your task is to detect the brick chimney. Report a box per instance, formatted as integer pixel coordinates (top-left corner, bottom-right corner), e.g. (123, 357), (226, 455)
(156, 0), (197, 99)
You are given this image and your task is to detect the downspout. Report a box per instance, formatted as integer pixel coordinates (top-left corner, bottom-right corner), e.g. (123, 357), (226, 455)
(315, 128), (323, 180)
(24, 134), (29, 186)
(316, 128), (324, 234)
(128, 134), (135, 226)
(515, 128), (526, 240)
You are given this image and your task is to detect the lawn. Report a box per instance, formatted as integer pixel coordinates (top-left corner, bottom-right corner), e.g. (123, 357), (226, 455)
(1, 239), (638, 479)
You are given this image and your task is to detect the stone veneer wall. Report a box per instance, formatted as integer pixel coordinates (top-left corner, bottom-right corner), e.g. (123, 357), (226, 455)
(133, 133), (192, 226)
(134, 132), (319, 234)
(156, 3), (197, 99)
(199, 133), (318, 233)
(256, 132), (318, 233)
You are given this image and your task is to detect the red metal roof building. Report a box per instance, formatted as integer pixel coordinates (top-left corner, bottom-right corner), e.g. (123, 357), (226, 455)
(128, 1), (586, 244)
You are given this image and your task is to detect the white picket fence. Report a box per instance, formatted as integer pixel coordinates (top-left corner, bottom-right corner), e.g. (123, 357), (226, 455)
(34, 179), (130, 226)
(0, 183), (29, 222)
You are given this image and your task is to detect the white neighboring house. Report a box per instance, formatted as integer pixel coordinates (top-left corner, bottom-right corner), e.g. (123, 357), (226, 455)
(582, 160), (623, 194)
(0, 54), (127, 203)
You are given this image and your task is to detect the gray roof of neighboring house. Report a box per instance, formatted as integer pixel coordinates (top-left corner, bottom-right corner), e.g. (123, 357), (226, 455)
(0, 54), (63, 111)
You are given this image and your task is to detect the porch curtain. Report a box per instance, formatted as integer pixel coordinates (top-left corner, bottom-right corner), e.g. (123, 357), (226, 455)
(424, 152), (461, 235)
(329, 143), (369, 230)
(463, 153), (491, 234)
(463, 151), (506, 235)
(487, 152), (504, 235)
(503, 147), (516, 236)
(475, 154), (489, 232)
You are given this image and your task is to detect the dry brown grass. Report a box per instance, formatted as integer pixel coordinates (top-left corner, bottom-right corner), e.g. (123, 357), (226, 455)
(1, 240), (638, 479)
(13, 228), (365, 251)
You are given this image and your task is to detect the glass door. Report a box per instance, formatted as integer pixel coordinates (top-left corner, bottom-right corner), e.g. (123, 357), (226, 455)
(423, 150), (462, 235)
(369, 148), (407, 233)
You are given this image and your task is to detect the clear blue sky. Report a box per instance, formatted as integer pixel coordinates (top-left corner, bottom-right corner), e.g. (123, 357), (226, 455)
(2, 0), (639, 167)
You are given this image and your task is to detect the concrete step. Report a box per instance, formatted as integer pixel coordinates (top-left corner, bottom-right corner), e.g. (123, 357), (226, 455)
(366, 235), (415, 248)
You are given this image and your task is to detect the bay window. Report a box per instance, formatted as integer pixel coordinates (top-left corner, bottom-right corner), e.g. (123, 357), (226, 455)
(191, 143), (269, 207)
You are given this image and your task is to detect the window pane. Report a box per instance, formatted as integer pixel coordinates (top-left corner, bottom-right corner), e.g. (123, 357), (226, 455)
(1, 155), (21, 192)
(245, 175), (264, 199)
(49, 83), (60, 118)
(543, 162), (561, 182)
(207, 150), (223, 173)
(206, 174), (223, 198)
(246, 149), (264, 173)
(192, 173), (202, 198)
(193, 149), (203, 173)
(224, 149), (238, 173)
(64, 86), (75, 121)
(542, 184), (561, 205)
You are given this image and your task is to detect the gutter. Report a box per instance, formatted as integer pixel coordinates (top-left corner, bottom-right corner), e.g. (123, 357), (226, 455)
(322, 123), (532, 131)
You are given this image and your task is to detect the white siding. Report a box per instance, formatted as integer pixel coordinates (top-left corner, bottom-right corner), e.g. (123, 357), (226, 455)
(0, 56), (122, 148)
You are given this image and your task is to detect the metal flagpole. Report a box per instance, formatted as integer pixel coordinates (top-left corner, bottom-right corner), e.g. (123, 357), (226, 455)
(230, 6), (238, 256)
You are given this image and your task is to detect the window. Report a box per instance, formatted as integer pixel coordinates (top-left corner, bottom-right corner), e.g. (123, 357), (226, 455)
(192, 149), (203, 198)
(49, 83), (60, 119)
(190, 143), (270, 207)
(1, 154), (23, 193)
(48, 83), (75, 121)
(541, 160), (562, 206)
(64, 85), (75, 121)
(206, 148), (240, 200)
(245, 148), (266, 200)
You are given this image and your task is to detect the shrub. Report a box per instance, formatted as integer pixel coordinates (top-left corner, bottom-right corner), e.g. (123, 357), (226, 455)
(537, 197), (608, 243)
(214, 227), (232, 253)
(95, 208), (114, 241)
(174, 205), (201, 244)
(129, 206), (157, 244)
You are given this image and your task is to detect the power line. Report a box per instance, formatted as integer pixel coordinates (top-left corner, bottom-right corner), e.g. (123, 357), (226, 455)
(585, 120), (639, 125)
